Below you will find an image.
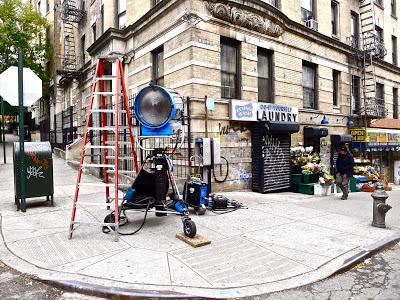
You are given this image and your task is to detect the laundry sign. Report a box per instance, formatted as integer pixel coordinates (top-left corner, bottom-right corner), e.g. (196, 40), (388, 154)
(229, 100), (299, 123)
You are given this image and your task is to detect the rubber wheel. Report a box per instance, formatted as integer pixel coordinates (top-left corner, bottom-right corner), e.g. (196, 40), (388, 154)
(184, 220), (196, 238)
(195, 206), (206, 215)
(103, 213), (116, 232)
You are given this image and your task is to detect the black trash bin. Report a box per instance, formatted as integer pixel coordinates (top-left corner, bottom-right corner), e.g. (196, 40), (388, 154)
(13, 142), (54, 211)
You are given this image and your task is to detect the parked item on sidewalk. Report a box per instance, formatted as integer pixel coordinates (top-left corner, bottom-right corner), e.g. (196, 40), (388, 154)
(335, 146), (355, 200)
(13, 141), (54, 211)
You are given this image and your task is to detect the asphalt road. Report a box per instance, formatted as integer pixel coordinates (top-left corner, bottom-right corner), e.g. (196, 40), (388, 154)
(250, 242), (400, 300)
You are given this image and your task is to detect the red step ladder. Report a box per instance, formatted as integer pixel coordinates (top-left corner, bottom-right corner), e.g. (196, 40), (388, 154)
(69, 57), (139, 241)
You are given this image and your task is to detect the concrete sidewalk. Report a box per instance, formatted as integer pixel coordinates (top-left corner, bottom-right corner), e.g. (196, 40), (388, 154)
(0, 135), (399, 298)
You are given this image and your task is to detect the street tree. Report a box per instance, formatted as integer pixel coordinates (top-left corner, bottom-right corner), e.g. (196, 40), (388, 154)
(0, 0), (51, 84)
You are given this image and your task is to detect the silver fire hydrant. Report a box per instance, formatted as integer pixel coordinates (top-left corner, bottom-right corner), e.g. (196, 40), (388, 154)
(371, 181), (392, 228)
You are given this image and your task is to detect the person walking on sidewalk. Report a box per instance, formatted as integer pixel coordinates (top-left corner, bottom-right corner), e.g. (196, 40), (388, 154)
(336, 146), (355, 200)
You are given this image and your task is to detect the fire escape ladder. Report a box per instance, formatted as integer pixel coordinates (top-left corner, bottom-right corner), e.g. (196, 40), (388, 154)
(59, 0), (85, 80)
(358, 0), (387, 119)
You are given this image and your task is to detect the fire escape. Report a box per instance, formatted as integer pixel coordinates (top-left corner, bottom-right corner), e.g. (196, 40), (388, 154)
(350, 0), (387, 125)
(59, 0), (85, 80)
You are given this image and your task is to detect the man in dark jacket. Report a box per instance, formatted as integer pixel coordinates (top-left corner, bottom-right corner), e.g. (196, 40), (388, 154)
(336, 146), (355, 200)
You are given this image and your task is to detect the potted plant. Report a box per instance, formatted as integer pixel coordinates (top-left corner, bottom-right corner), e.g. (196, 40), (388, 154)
(318, 174), (335, 196)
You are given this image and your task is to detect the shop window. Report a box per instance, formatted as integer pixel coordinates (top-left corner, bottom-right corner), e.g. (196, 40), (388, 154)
(221, 37), (240, 99)
(392, 0), (397, 17)
(302, 62), (317, 109)
(333, 70), (340, 106)
(117, 0), (126, 29)
(394, 87), (398, 119)
(152, 46), (164, 86)
(331, 1), (339, 36)
(351, 11), (359, 48)
(392, 35), (398, 66)
(257, 48), (273, 103)
(301, 0), (315, 21)
(352, 75), (361, 114)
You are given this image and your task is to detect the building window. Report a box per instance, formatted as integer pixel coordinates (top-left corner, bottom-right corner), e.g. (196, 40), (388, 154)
(257, 49), (273, 103)
(81, 35), (85, 64)
(81, 0), (85, 10)
(152, 46), (164, 86)
(46, 0), (49, 13)
(392, 35), (398, 65)
(376, 83), (385, 108)
(101, 5), (104, 34)
(333, 70), (340, 107)
(352, 76), (361, 114)
(331, 1), (339, 36)
(301, 0), (315, 21)
(302, 62), (317, 109)
(221, 38), (240, 99)
(392, 0), (397, 17)
(270, 0), (280, 8)
(117, 0), (126, 29)
(375, 25), (384, 42)
(394, 88), (399, 119)
(92, 23), (96, 42)
(375, 0), (383, 6)
(350, 11), (359, 48)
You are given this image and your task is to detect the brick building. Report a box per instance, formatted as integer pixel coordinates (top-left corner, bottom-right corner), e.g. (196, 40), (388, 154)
(37, 0), (400, 190)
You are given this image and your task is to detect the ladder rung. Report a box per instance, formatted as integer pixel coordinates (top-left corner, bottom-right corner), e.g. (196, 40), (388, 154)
(93, 92), (115, 96)
(79, 182), (130, 188)
(81, 163), (115, 168)
(87, 127), (116, 131)
(106, 156), (135, 160)
(96, 76), (117, 81)
(91, 109), (127, 113)
(72, 221), (118, 226)
(105, 141), (133, 145)
(106, 170), (136, 175)
(75, 202), (114, 207)
(85, 145), (116, 150)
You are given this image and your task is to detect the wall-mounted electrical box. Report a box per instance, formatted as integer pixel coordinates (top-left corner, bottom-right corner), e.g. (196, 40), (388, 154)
(195, 138), (212, 166)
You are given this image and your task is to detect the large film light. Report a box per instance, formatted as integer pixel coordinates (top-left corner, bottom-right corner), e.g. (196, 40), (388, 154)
(134, 85), (183, 136)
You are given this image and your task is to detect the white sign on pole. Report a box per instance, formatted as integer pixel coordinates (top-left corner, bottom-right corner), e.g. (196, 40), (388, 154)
(0, 66), (42, 107)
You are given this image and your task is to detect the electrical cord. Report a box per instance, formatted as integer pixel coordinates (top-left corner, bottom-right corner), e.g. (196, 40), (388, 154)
(102, 196), (155, 235)
(213, 156), (229, 183)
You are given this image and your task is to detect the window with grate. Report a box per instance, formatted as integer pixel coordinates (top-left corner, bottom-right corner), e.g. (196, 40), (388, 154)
(302, 62), (317, 109)
(257, 49), (273, 103)
(221, 38), (240, 99)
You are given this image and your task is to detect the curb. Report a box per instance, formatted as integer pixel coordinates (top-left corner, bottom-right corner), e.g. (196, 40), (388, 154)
(331, 232), (400, 276)
(30, 232), (400, 299)
(39, 279), (202, 300)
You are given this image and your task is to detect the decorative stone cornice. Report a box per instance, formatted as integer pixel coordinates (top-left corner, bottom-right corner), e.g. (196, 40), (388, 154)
(204, 0), (283, 37)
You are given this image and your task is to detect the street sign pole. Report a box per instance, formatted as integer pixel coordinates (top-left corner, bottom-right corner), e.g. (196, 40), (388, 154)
(18, 51), (26, 212)
(1, 96), (5, 164)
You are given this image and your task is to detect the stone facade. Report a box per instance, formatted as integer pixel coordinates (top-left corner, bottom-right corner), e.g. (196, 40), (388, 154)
(42, 0), (400, 190)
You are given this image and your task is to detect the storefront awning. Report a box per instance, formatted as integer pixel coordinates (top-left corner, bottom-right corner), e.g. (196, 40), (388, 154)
(331, 134), (352, 144)
(304, 127), (328, 137)
(253, 121), (300, 135)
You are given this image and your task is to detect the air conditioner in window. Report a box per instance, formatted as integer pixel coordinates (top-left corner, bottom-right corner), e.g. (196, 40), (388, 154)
(305, 19), (318, 31)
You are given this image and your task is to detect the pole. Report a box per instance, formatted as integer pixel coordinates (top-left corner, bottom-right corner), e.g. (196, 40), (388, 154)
(18, 50), (26, 212)
(1, 96), (5, 164)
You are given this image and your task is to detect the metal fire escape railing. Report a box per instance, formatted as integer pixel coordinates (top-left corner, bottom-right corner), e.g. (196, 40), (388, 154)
(349, 0), (387, 121)
(59, 0), (85, 80)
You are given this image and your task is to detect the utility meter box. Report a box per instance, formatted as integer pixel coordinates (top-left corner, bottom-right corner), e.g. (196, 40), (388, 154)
(13, 142), (54, 209)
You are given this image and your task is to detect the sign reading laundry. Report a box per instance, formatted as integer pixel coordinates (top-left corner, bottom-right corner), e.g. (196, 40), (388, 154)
(230, 100), (299, 123)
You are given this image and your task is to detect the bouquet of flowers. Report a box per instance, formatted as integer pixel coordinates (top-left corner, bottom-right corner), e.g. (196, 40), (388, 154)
(302, 162), (322, 174)
(319, 174), (335, 186)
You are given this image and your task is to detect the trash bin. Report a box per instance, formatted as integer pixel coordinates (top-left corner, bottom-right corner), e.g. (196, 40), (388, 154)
(13, 141), (54, 211)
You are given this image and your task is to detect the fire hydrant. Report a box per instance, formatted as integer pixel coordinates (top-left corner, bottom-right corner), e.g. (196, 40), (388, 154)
(371, 181), (392, 228)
